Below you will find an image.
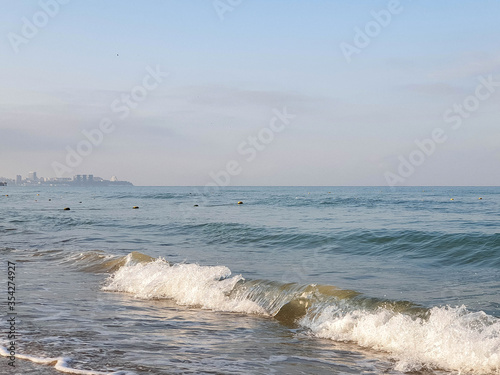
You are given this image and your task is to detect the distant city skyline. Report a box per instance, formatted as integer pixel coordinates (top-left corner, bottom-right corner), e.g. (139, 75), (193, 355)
(1, 1), (499, 186)
(0, 171), (131, 186)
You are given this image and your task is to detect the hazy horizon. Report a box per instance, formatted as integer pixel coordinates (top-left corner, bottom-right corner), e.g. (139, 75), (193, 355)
(2, 1), (499, 187)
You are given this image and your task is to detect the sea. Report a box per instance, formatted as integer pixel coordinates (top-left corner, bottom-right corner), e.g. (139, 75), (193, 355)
(0, 186), (499, 375)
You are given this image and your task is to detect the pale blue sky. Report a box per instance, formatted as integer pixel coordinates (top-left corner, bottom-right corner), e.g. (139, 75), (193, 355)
(1, 0), (499, 185)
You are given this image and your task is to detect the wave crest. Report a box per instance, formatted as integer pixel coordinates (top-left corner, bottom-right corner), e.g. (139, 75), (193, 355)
(102, 258), (265, 314)
(301, 304), (500, 374)
(102, 256), (500, 374)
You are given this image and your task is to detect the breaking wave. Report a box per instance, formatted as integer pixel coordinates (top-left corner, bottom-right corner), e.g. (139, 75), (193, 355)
(100, 253), (500, 374)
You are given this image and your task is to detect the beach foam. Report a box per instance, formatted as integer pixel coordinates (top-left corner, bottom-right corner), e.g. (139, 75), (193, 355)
(0, 346), (132, 375)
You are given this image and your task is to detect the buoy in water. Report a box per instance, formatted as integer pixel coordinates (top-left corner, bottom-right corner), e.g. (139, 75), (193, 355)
(450, 198), (454, 201)
(479, 197), (483, 200)
(63, 207), (70, 211)
(132, 206), (139, 209)
(237, 201), (243, 204)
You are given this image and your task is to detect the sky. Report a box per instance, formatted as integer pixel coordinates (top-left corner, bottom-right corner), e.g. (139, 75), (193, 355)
(1, 0), (499, 186)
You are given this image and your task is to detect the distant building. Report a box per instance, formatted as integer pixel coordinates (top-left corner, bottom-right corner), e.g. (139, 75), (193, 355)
(50, 177), (72, 182)
(6, 172), (132, 186)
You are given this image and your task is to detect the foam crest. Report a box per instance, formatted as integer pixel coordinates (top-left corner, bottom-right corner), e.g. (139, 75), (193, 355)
(300, 305), (500, 374)
(0, 346), (131, 375)
(101, 257), (500, 373)
(102, 258), (266, 314)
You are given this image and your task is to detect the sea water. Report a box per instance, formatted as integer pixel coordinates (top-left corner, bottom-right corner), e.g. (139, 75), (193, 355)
(0, 186), (499, 374)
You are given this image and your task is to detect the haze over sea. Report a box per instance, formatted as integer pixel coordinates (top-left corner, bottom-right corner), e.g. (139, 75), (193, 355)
(1, 185), (499, 375)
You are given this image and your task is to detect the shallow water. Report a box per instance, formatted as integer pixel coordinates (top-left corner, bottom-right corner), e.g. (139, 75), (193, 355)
(1, 186), (499, 374)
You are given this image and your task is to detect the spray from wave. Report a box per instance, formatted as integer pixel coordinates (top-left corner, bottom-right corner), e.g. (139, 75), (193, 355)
(101, 253), (500, 374)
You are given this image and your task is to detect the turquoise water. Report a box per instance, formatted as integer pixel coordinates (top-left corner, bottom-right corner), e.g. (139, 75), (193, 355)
(1, 186), (499, 374)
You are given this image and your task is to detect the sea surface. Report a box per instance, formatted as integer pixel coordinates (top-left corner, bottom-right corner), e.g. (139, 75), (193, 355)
(1, 186), (499, 375)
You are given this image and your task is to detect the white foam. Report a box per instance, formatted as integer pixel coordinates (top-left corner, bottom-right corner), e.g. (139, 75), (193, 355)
(300, 305), (500, 374)
(102, 258), (266, 315)
(0, 346), (131, 375)
(101, 258), (500, 373)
